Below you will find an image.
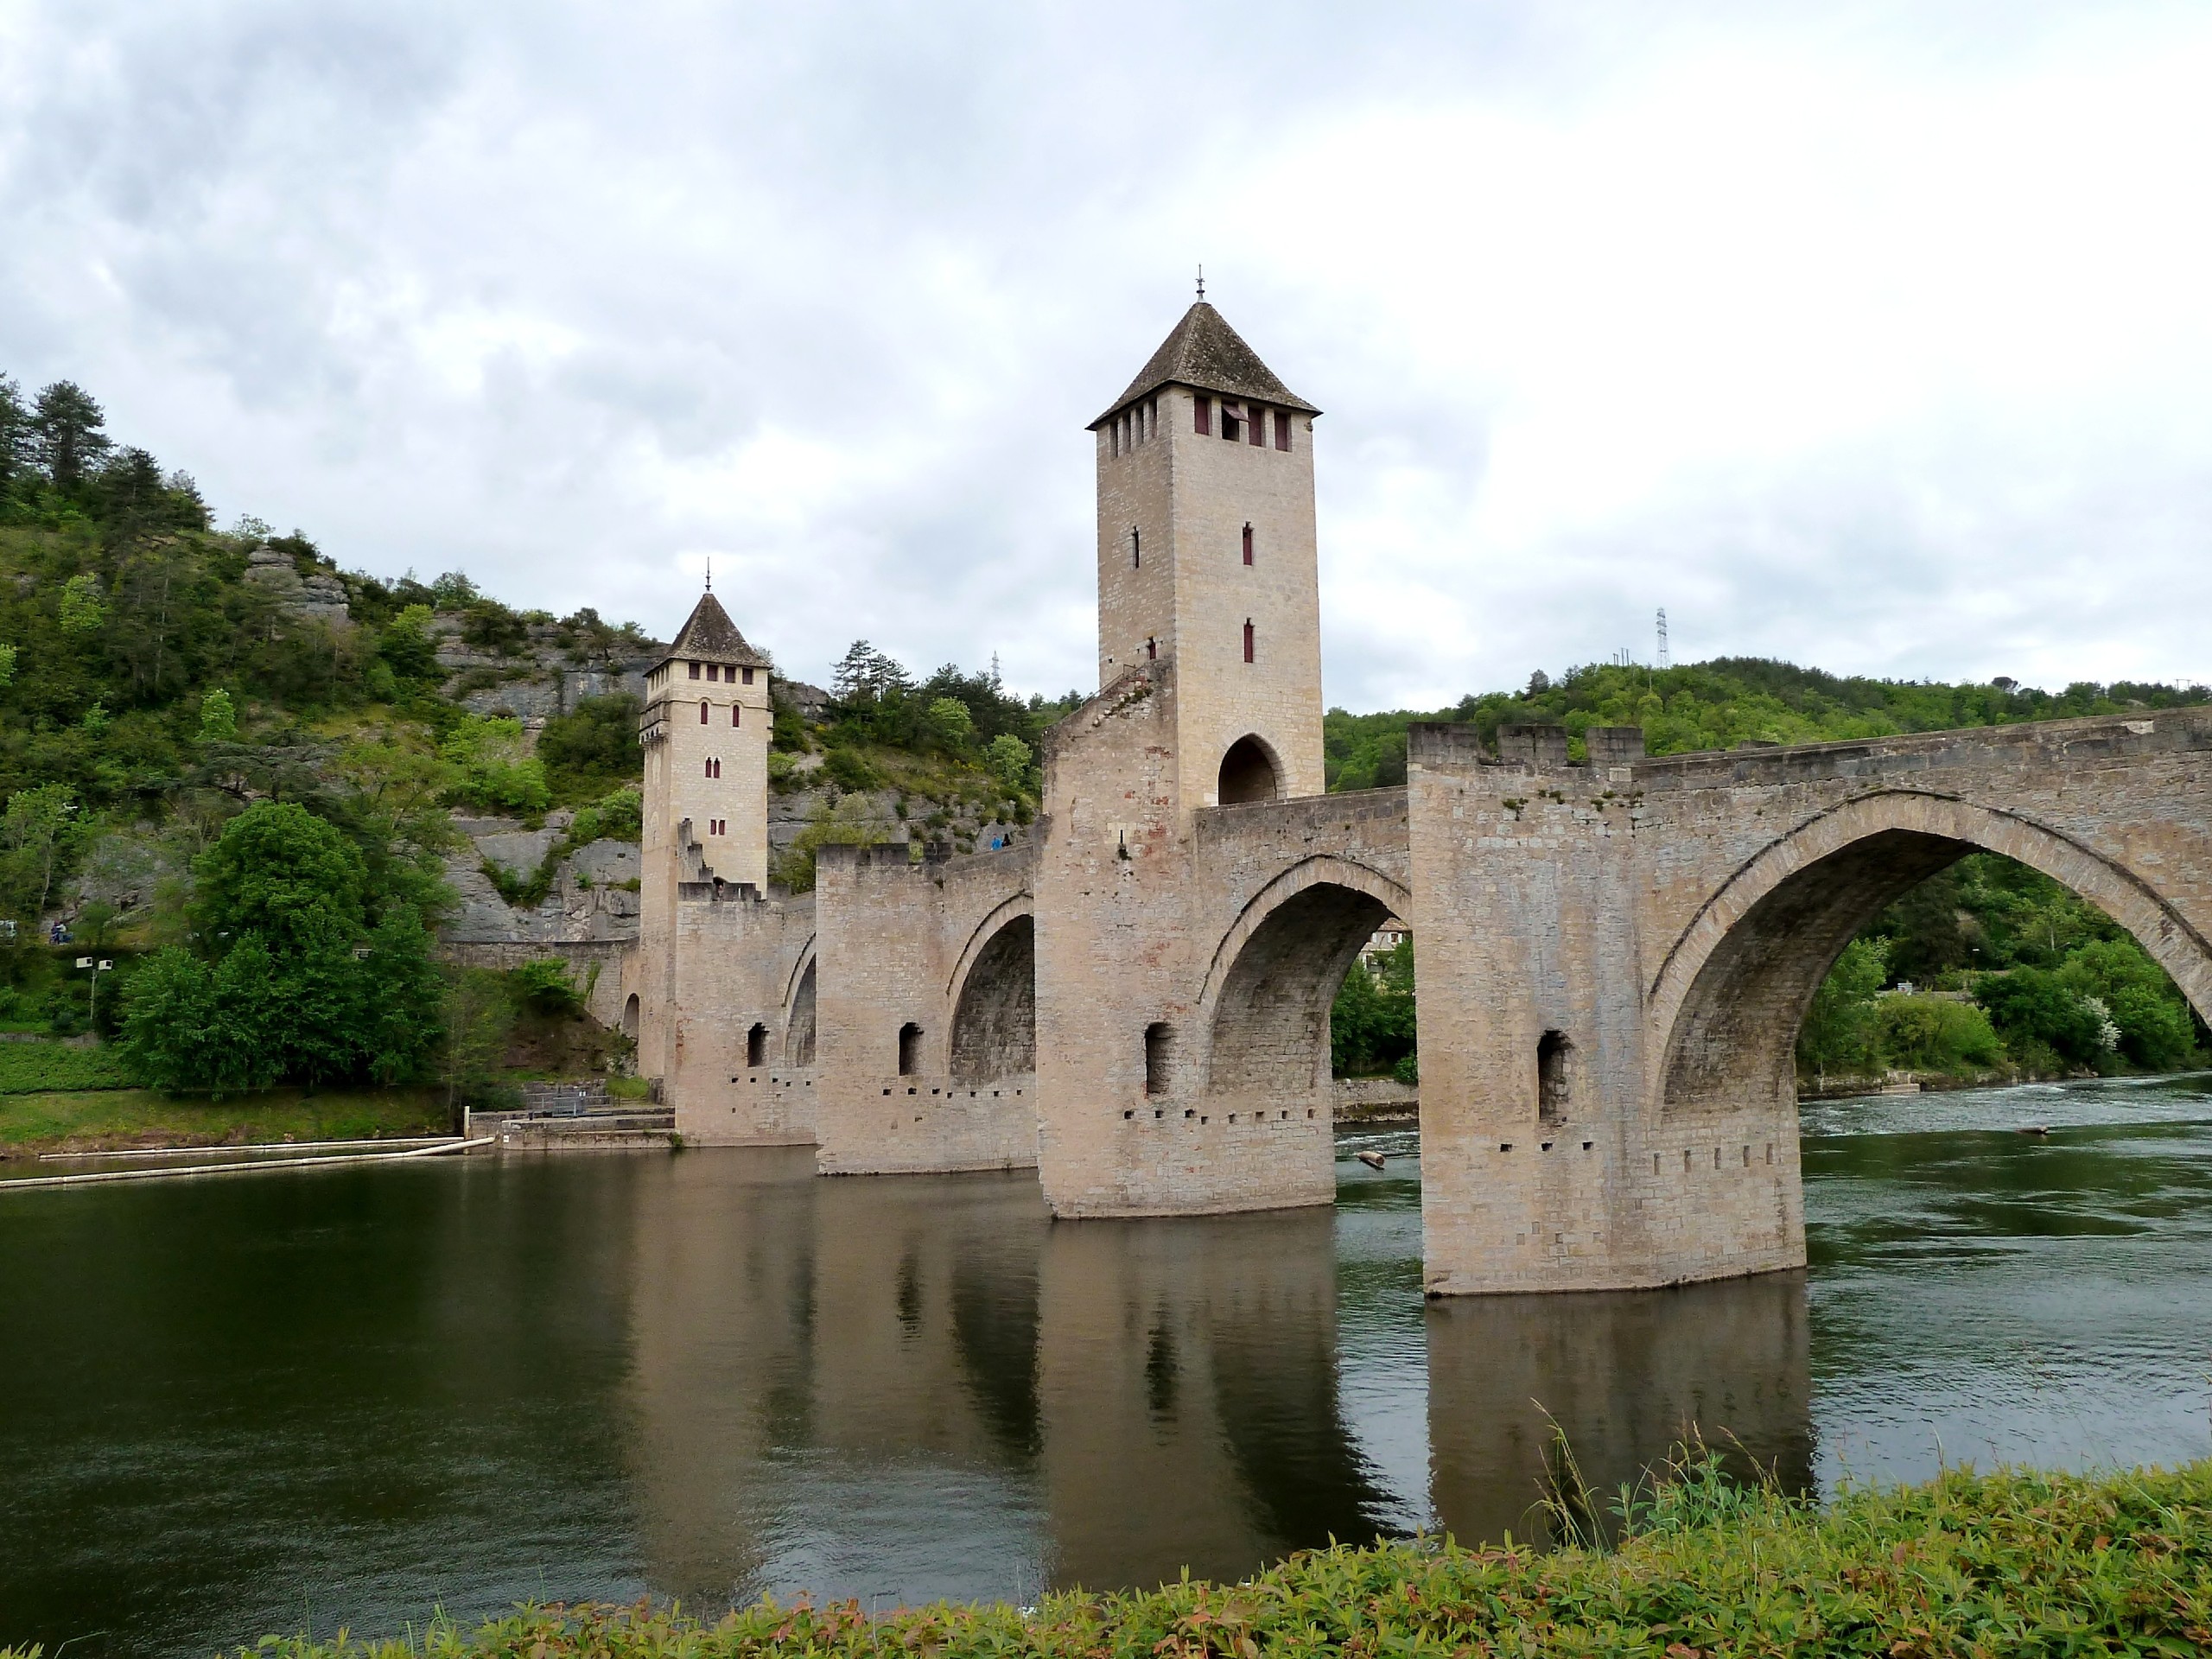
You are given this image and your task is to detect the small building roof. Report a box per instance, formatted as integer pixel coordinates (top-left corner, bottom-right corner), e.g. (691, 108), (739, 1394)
(1090, 302), (1320, 429)
(650, 590), (772, 676)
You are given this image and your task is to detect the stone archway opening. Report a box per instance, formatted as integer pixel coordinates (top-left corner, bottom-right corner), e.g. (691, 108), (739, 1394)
(1659, 823), (2212, 1116)
(1209, 881), (1394, 1096)
(785, 959), (817, 1066)
(622, 993), (639, 1042)
(1217, 736), (1281, 805)
(950, 914), (1036, 1084)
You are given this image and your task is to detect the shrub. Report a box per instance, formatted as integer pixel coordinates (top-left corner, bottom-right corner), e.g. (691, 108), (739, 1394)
(537, 695), (642, 800)
(1976, 965), (2111, 1066)
(1868, 992), (2002, 1072)
(0, 1038), (138, 1094)
(511, 958), (582, 1015)
(823, 747), (879, 792)
(440, 715), (551, 815)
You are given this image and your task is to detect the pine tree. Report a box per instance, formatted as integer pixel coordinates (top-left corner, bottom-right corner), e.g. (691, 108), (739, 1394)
(33, 380), (111, 490)
(0, 374), (32, 496)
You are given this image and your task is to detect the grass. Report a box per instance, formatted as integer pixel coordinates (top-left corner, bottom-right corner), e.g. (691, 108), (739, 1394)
(137, 1458), (2212, 1658)
(0, 1084), (449, 1154)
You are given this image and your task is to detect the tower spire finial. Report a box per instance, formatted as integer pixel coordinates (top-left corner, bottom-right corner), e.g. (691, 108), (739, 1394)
(1196, 264), (1205, 301)
(705, 556), (712, 593)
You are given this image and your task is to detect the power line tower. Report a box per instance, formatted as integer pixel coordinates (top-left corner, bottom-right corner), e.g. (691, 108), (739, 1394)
(1656, 607), (1669, 670)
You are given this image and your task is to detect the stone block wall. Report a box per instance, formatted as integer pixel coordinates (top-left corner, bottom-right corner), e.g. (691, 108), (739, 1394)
(1406, 708), (2212, 1294)
(812, 840), (1039, 1174)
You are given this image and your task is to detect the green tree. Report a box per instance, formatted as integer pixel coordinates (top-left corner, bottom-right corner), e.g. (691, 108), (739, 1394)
(537, 694), (642, 799)
(193, 801), (366, 957)
(927, 696), (976, 751)
(0, 375), (31, 495)
(58, 573), (105, 632)
(197, 687), (238, 742)
(2056, 938), (2200, 1071)
(1796, 937), (1887, 1078)
(33, 380), (111, 489)
(0, 784), (79, 918)
(985, 733), (1033, 792)
(1331, 936), (1417, 1077)
(440, 715), (551, 815)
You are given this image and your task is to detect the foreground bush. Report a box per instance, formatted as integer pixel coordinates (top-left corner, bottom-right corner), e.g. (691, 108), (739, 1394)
(209, 1460), (2211, 1658)
(0, 1037), (137, 1094)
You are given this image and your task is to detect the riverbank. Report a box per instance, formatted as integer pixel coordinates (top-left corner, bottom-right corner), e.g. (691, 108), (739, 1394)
(0, 1085), (449, 1157)
(193, 1459), (2211, 1657)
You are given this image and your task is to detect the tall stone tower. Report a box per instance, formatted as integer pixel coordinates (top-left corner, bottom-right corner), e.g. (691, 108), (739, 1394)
(639, 589), (775, 898)
(1088, 301), (1325, 810)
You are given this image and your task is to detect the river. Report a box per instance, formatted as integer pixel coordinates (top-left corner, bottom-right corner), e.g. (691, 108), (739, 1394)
(3, 1073), (2209, 1656)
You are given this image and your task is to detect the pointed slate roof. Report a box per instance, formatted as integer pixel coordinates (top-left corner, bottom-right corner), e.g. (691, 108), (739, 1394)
(1090, 302), (1320, 429)
(651, 590), (772, 676)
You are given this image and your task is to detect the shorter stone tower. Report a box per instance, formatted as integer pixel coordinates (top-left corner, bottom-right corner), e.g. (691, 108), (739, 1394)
(639, 590), (775, 893)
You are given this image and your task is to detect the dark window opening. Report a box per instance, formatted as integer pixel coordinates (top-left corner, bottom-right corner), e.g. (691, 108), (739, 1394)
(1242, 523), (1254, 565)
(747, 1022), (767, 1067)
(1145, 1021), (1173, 1094)
(732, 703), (741, 727)
(898, 1022), (923, 1077)
(1538, 1029), (1571, 1126)
(688, 661), (701, 679)
(1132, 527), (1140, 569)
(1243, 619), (1255, 664)
(1146, 636), (1156, 660)
(698, 700), (709, 723)
(1274, 410), (1293, 451)
(1194, 395), (1211, 436)
(742, 667), (755, 684)
(1221, 405), (1243, 442)
(1217, 735), (1279, 804)
(707, 663), (720, 681)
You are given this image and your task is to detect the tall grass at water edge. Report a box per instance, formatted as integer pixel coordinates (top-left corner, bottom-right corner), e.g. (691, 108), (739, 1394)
(38, 1454), (2206, 1658)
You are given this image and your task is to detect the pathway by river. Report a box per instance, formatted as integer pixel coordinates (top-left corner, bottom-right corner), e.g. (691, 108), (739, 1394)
(3, 1073), (2208, 1656)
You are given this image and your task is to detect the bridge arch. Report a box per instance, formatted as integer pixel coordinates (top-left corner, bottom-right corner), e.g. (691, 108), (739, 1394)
(949, 900), (1037, 1084)
(784, 942), (818, 1067)
(1651, 789), (2212, 1117)
(1217, 734), (1282, 805)
(1199, 855), (1411, 1096)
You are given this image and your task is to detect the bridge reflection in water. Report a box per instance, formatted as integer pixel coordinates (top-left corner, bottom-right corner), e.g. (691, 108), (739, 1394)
(619, 1147), (1811, 1605)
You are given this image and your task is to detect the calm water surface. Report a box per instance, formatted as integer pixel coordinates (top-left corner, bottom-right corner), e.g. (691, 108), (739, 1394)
(4, 1074), (2210, 1655)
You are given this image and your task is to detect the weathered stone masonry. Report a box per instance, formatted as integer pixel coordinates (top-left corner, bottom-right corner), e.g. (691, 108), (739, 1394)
(621, 297), (2212, 1294)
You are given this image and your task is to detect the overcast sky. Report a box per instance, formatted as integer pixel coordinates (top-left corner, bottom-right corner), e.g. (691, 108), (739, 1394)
(3, 2), (2209, 709)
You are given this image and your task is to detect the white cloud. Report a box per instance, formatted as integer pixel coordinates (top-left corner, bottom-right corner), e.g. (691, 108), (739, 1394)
(3, 1), (2209, 705)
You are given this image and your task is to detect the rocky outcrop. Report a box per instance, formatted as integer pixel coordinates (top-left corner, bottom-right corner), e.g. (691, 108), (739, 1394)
(441, 809), (642, 946)
(243, 546), (352, 626)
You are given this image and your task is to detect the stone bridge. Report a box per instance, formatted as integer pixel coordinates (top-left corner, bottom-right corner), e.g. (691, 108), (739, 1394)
(627, 300), (2212, 1295)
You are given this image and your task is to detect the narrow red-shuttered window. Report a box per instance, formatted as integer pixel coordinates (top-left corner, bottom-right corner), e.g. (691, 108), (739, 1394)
(1243, 620), (1255, 664)
(732, 703), (741, 727)
(1242, 524), (1253, 565)
(1193, 396), (1211, 436)
(742, 667), (755, 684)
(1274, 410), (1293, 452)
(707, 663), (719, 682)
(699, 701), (709, 723)
(689, 661), (701, 679)
(1248, 406), (1264, 446)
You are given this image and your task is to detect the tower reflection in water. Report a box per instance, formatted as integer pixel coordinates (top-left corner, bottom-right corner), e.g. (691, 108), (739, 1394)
(620, 1153), (1811, 1607)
